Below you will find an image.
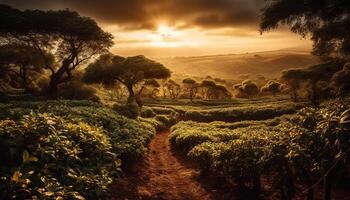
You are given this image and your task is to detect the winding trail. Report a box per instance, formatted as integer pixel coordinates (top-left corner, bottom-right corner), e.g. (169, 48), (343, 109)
(110, 130), (213, 200)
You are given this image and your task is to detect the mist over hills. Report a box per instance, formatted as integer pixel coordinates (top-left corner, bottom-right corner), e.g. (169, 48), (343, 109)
(155, 49), (320, 80)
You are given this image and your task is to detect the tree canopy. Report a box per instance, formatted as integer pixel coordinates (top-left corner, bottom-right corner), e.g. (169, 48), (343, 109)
(0, 4), (113, 97)
(83, 54), (171, 103)
(0, 44), (54, 91)
(260, 0), (350, 59)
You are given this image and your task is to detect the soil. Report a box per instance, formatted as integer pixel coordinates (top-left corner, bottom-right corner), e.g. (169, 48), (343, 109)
(110, 130), (217, 200)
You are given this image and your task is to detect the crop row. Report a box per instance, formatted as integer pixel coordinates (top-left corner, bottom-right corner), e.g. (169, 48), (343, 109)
(169, 99), (350, 199)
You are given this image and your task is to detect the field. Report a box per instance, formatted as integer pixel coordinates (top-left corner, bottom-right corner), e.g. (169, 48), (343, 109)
(138, 96), (350, 200)
(1, 96), (350, 200)
(155, 49), (320, 80)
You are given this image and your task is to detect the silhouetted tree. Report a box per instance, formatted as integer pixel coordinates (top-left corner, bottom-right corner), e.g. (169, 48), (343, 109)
(212, 84), (232, 100)
(234, 80), (259, 99)
(200, 80), (217, 99)
(261, 80), (282, 96)
(137, 79), (160, 105)
(0, 5), (113, 98)
(182, 78), (199, 102)
(83, 54), (170, 105)
(165, 79), (181, 100)
(281, 62), (343, 105)
(331, 63), (350, 96)
(260, 0), (350, 59)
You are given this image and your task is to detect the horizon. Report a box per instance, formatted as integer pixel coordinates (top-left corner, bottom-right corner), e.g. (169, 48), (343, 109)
(0, 0), (313, 57)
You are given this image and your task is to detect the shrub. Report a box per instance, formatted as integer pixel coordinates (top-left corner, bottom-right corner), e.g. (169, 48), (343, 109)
(113, 102), (140, 119)
(155, 114), (177, 128)
(169, 99), (350, 199)
(140, 107), (156, 118)
(0, 113), (119, 199)
(261, 80), (282, 96)
(58, 80), (100, 102)
(0, 101), (156, 199)
(234, 80), (260, 98)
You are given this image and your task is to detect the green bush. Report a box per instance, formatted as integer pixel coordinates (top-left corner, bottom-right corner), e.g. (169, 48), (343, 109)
(0, 100), (155, 199)
(140, 107), (156, 118)
(113, 102), (140, 119)
(183, 102), (299, 122)
(155, 115), (177, 128)
(58, 80), (100, 102)
(0, 113), (119, 199)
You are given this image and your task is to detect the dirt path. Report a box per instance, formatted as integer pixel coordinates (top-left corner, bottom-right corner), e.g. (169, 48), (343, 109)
(110, 130), (213, 200)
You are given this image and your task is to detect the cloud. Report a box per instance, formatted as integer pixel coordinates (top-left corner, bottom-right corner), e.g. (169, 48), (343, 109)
(0, 0), (263, 30)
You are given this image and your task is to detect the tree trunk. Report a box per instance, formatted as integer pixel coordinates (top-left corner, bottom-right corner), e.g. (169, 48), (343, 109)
(47, 74), (60, 99)
(307, 188), (314, 200)
(324, 173), (332, 200)
(20, 66), (29, 92)
(306, 176), (314, 200)
(136, 86), (145, 108)
(310, 82), (318, 106)
(47, 60), (72, 99)
(253, 174), (261, 193)
(126, 84), (136, 103)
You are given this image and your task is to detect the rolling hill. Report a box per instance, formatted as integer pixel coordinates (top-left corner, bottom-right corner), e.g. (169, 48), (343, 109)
(155, 49), (321, 80)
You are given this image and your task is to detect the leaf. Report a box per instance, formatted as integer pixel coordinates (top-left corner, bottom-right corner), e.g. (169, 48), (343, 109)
(22, 150), (38, 163)
(11, 171), (21, 182)
(28, 156), (39, 162)
(22, 150), (30, 163)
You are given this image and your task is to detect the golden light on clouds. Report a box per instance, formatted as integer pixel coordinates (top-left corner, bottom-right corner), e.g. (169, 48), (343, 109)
(107, 24), (312, 57)
(2, 0), (313, 57)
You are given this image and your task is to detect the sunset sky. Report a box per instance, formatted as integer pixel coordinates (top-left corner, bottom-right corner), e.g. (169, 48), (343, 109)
(0, 0), (312, 57)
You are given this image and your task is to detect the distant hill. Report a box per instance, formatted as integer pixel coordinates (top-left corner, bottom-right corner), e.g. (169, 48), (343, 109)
(154, 49), (321, 80)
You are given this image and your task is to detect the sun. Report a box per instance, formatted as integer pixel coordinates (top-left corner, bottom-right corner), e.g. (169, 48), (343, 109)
(149, 24), (182, 47)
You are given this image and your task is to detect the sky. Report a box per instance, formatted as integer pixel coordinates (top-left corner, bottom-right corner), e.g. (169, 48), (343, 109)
(0, 0), (312, 57)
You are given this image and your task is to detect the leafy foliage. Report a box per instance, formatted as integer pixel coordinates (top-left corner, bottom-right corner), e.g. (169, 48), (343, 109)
(0, 5), (113, 97)
(0, 100), (155, 199)
(260, 0), (350, 58)
(170, 99), (350, 199)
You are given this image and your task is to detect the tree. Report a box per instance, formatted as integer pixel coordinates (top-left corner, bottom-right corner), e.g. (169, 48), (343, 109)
(200, 80), (217, 99)
(281, 61), (343, 105)
(234, 80), (260, 99)
(0, 44), (54, 92)
(83, 54), (171, 105)
(331, 63), (350, 96)
(165, 79), (181, 100)
(182, 78), (199, 102)
(136, 79), (161, 105)
(281, 70), (302, 102)
(212, 84), (232, 100)
(0, 4), (113, 98)
(261, 80), (282, 96)
(260, 0), (350, 59)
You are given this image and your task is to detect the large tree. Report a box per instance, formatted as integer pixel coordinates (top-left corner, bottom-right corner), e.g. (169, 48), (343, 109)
(0, 4), (113, 98)
(0, 44), (54, 92)
(83, 54), (171, 104)
(260, 0), (350, 59)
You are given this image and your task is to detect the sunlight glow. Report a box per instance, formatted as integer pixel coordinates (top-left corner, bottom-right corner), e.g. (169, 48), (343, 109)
(149, 24), (183, 47)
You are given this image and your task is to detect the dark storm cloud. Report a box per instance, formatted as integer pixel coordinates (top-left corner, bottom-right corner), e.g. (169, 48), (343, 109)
(0, 0), (263, 30)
